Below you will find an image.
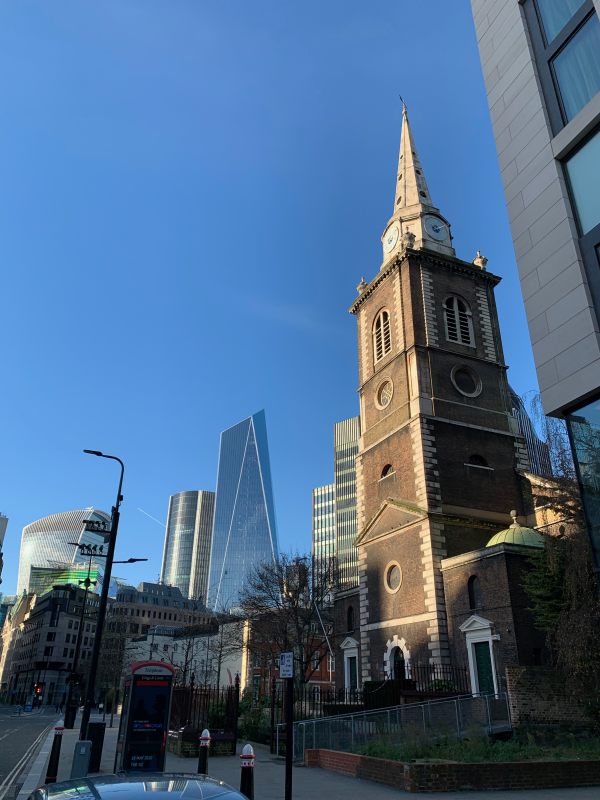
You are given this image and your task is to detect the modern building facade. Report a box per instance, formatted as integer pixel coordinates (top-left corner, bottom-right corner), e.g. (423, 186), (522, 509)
(312, 483), (336, 583)
(28, 564), (102, 598)
(0, 514), (7, 587)
(207, 411), (279, 610)
(17, 508), (111, 595)
(509, 388), (553, 477)
(160, 490), (215, 604)
(99, 582), (214, 694)
(470, 0), (600, 574)
(334, 417), (360, 591)
(0, 584), (100, 705)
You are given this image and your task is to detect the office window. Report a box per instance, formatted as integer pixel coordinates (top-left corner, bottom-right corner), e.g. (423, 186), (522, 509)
(526, 1), (598, 130)
(565, 128), (600, 234)
(552, 14), (600, 121)
(536, 0), (586, 43)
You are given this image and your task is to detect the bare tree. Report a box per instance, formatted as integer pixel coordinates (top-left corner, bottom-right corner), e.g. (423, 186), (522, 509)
(239, 553), (336, 684)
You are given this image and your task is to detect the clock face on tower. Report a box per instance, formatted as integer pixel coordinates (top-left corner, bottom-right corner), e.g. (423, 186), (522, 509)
(424, 215), (449, 242)
(383, 222), (400, 253)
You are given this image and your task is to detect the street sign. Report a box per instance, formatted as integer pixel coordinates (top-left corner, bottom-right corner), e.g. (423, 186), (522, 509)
(279, 651), (294, 678)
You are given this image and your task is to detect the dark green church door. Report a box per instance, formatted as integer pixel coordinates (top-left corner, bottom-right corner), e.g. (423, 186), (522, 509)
(473, 642), (494, 694)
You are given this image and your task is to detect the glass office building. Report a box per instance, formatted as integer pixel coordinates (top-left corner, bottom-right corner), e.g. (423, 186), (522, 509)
(160, 490), (215, 604)
(17, 508), (111, 595)
(28, 563), (101, 597)
(207, 410), (278, 610)
(471, 0), (600, 579)
(509, 388), (553, 478)
(334, 416), (360, 591)
(312, 483), (336, 583)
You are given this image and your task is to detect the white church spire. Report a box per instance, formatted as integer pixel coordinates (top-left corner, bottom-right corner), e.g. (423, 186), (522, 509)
(381, 103), (455, 266)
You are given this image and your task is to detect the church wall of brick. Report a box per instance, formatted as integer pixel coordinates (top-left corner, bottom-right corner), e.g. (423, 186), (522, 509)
(362, 524), (427, 622)
(357, 426), (416, 515)
(433, 422), (525, 516)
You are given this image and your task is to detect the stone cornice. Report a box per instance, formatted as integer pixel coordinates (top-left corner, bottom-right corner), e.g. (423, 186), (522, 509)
(349, 254), (402, 315)
(349, 248), (501, 315)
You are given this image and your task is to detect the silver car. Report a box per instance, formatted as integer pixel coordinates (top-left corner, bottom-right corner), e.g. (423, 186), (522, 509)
(28, 774), (247, 800)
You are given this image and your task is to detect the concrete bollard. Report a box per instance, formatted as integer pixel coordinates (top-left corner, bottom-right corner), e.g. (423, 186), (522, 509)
(197, 729), (211, 775)
(45, 726), (65, 784)
(239, 743), (255, 800)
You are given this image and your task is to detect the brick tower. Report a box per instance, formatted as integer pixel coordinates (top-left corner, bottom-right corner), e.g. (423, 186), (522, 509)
(351, 107), (529, 681)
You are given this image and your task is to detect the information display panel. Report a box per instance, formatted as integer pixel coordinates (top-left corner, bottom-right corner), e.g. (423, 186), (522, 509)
(118, 661), (175, 773)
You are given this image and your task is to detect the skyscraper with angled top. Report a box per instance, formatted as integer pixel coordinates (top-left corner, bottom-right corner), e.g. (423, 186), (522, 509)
(207, 410), (278, 610)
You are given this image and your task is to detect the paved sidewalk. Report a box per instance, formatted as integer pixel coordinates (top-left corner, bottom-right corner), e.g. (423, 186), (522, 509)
(18, 725), (600, 800)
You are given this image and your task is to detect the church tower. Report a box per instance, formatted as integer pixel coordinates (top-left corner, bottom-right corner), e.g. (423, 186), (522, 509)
(351, 108), (529, 680)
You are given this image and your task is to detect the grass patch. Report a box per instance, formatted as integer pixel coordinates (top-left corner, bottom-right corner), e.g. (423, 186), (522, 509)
(360, 734), (600, 763)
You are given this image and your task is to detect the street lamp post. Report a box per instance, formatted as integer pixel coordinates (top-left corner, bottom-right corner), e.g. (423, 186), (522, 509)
(79, 450), (124, 740)
(64, 543), (105, 729)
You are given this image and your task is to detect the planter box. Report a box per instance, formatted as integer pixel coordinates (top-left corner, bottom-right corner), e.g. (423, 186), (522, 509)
(305, 748), (600, 792)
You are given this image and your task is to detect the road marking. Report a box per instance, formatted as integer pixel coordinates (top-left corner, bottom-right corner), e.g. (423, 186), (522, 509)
(0, 724), (52, 800)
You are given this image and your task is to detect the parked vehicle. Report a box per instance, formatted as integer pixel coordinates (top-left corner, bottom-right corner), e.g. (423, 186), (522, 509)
(28, 774), (246, 800)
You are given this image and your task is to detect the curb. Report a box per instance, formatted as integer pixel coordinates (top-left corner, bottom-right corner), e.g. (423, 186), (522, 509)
(16, 720), (64, 800)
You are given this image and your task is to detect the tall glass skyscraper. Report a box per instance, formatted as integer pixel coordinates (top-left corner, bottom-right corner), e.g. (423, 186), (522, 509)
(160, 490), (215, 605)
(312, 483), (336, 583)
(17, 508), (111, 595)
(334, 416), (360, 591)
(207, 411), (278, 610)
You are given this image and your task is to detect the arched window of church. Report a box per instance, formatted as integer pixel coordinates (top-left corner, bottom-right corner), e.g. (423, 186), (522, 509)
(467, 454), (488, 467)
(347, 605), (355, 631)
(444, 296), (474, 346)
(381, 464), (394, 478)
(468, 575), (482, 610)
(373, 310), (392, 363)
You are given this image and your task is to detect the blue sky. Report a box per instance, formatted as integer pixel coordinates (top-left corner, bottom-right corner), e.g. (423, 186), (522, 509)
(0, 1), (539, 596)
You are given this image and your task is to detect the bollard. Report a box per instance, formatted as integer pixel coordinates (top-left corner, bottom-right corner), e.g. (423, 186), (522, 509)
(45, 726), (65, 784)
(197, 728), (210, 776)
(239, 743), (255, 800)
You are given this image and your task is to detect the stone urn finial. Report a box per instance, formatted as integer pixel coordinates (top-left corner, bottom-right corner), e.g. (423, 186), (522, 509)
(473, 250), (488, 269)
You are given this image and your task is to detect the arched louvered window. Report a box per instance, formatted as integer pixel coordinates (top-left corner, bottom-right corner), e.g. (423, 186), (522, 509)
(373, 310), (392, 363)
(444, 296), (474, 346)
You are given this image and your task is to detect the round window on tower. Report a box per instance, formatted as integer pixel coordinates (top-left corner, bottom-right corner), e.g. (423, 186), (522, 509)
(376, 379), (394, 409)
(450, 365), (482, 398)
(384, 561), (402, 594)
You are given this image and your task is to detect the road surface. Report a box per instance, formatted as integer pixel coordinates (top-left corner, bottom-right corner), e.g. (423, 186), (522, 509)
(0, 706), (59, 800)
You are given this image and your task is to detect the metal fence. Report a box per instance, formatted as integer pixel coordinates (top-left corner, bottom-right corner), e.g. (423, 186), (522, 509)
(170, 680), (240, 734)
(277, 693), (512, 762)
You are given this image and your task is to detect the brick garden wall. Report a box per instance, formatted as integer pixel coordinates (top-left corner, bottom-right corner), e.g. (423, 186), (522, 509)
(506, 666), (589, 726)
(305, 748), (600, 792)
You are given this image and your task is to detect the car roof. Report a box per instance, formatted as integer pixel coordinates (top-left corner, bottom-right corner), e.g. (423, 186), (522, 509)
(31, 773), (245, 800)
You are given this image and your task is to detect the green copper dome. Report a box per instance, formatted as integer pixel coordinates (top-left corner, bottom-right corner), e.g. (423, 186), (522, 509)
(486, 511), (546, 549)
